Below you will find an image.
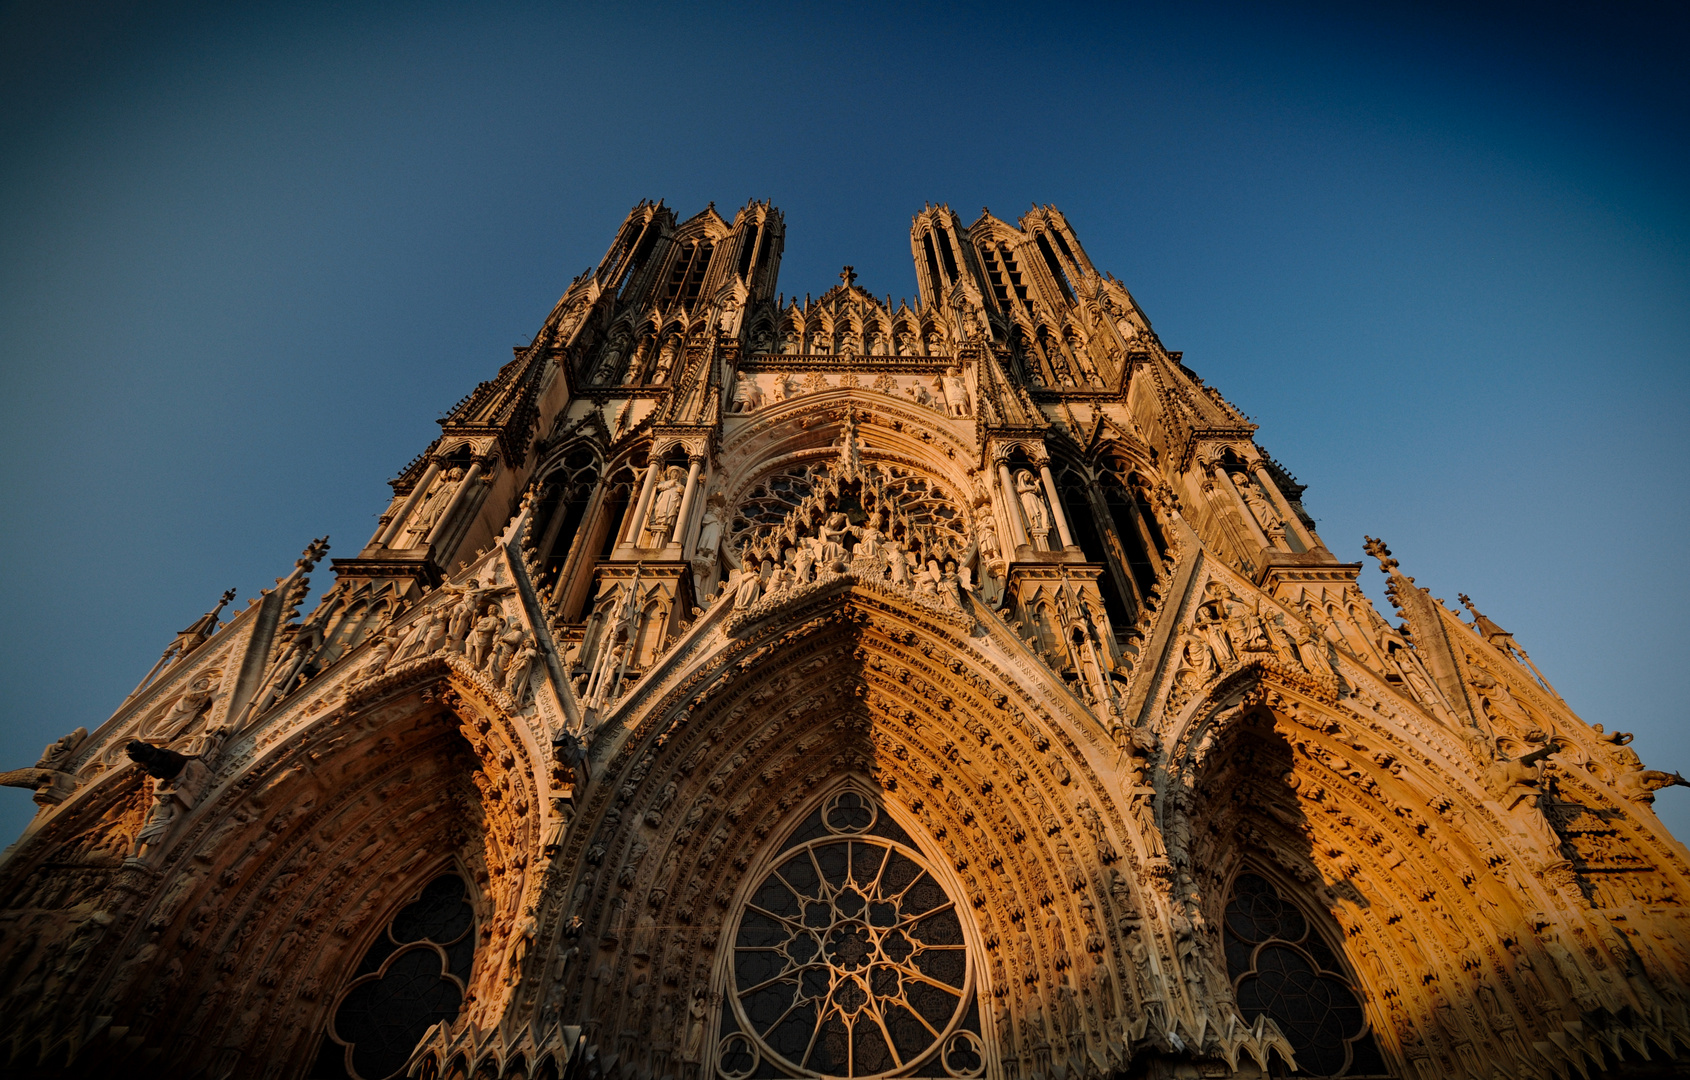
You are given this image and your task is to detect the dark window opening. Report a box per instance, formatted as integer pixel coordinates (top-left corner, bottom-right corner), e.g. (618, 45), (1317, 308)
(736, 224), (760, 279)
(660, 243), (693, 305)
(1058, 474), (1134, 635)
(1000, 246), (1029, 301)
(312, 874), (476, 1080)
(681, 241), (714, 305)
(922, 233), (943, 293)
(1104, 477), (1159, 598)
(1051, 228), (1077, 266)
(1129, 478), (1169, 559)
(617, 222), (659, 297)
(542, 462), (599, 590)
(936, 227), (960, 281)
(1035, 233), (1075, 304)
(1224, 873), (1391, 1078)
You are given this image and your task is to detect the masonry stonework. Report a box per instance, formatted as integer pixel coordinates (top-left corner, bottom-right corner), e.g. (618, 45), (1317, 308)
(4, 200), (1688, 1080)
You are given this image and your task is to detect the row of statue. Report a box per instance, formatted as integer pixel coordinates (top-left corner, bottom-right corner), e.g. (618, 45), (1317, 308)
(728, 366), (971, 417)
(365, 578), (544, 703)
(722, 510), (975, 614)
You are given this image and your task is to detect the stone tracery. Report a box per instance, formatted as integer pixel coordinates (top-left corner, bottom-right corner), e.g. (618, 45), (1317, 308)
(3, 198), (1687, 1080)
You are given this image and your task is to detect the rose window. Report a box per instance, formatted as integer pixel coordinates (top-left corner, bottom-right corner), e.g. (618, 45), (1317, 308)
(723, 790), (982, 1079)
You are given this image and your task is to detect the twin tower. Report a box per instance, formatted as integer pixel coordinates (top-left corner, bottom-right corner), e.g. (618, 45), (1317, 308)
(3, 199), (1687, 1080)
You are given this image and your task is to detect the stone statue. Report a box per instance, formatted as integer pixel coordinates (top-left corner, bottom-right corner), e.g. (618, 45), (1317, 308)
(505, 637), (541, 702)
(441, 577), (514, 652)
(731, 371), (763, 413)
(1016, 470), (1051, 537)
(466, 605), (504, 670)
(645, 466), (687, 545)
(732, 564), (762, 610)
(405, 466), (464, 543)
(36, 727), (88, 772)
(694, 500), (725, 562)
(149, 675), (216, 741)
(937, 366), (970, 416)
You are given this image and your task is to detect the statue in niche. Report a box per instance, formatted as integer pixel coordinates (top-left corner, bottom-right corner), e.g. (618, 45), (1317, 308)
(591, 337), (626, 384)
(1235, 472), (1286, 540)
(404, 466), (464, 544)
(645, 466), (688, 546)
(925, 330), (944, 355)
(498, 633), (541, 702)
(1015, 470), (1051, 539)
(781, 328), (801, 354)
(650, 336), (681, 385)
(680, 990), (707, 1077)
(867, 329), (887, 356)
(895, 329), (915, 356)
(731, 560), (762, 610)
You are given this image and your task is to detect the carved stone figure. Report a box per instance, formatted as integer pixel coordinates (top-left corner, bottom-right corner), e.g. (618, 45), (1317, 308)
(11, 199), (1685, 1080)
(644, 465), (688, 546)
(1015, 469), (1050, 540)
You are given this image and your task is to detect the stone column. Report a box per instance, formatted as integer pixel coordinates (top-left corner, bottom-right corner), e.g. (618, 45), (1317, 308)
(1249, 460), (1319, 551)
(377, 460), (440, 547)
(997, 462), (1030, 550)
(670, 456), (704, 546)
(1038, 462), (1075, 549)
(424, 460), (484, 549)
(622, 462), (660, 547)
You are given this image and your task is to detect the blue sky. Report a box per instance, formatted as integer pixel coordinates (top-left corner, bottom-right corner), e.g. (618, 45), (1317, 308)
(2, 1), (1686, 844)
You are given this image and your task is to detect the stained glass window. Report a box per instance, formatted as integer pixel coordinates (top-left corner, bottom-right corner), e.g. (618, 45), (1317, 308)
(1223, 873), (1390, 1077)
(312, 874), (477, 1080)
(724, 788), (982, 1079)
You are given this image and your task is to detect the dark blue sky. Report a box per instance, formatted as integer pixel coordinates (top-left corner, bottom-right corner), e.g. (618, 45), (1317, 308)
(2, 1), (1686, 844)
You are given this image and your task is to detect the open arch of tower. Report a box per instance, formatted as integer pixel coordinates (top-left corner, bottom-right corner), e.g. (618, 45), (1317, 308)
(3, 200), (1688, 1080)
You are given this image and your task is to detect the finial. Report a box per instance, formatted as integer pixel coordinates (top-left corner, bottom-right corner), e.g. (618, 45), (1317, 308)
(297, 536), (331, 573)
(840, 266), (857, 288)
(1361, 536), (1398, 573)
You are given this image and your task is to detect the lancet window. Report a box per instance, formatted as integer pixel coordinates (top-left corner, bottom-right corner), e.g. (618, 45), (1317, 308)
(921, 233), (944, 296)
(1222, 873), (1390, 1078)
(530, 448), (601, 595)
(313, 874), (477, 1080)
(1034, 233), (1075, 305)
(720, 786), (983, 1079)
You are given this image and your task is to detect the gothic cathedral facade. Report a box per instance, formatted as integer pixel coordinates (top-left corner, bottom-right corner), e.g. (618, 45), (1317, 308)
(4, 200), (1689, 1080)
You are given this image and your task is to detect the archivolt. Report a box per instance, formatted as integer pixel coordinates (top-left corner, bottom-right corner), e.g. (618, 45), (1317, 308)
(526, 587), (1161, 1078)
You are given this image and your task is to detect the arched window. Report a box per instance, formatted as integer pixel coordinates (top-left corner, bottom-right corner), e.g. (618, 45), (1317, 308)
(313, 873), (478, 1080)
(1033, 233), (1075, 305)
(721, 787), (981, 1079)
(1054, 464), (1136, 635)
(532, 448), (600, 593)
(1223, 873), (1390, 1078)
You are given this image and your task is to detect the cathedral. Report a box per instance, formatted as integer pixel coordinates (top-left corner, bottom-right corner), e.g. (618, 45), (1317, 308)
(4, 199), (1690, 1080)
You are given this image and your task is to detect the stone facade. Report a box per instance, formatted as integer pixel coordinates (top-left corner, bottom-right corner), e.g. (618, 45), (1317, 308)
(3, 199), (1689, 1080)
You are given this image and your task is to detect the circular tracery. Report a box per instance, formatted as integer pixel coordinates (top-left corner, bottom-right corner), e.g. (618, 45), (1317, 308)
(731, 462), (969, 558)
(729, 793), (973, 1079)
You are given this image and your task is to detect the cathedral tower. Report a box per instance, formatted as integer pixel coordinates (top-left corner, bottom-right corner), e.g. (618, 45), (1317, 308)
(4, 201), (1689, 1080)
